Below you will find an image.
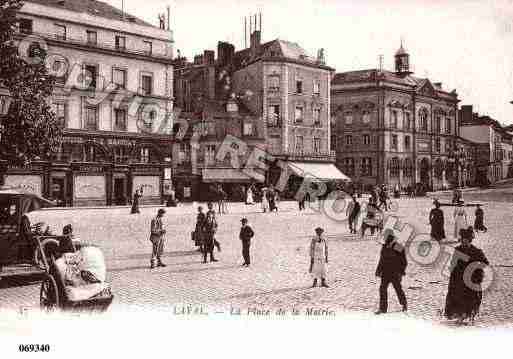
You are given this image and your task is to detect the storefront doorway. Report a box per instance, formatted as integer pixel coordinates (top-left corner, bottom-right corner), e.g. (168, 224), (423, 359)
(113, 177), (127, 205)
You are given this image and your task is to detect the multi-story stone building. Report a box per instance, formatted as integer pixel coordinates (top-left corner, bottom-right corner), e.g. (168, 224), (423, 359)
(459, 105), (507, 185)
(231, 30), (346, 196)
(172, 29), (346, 200)
(2, 0), (174, 206)
(331, 44), (460, 191)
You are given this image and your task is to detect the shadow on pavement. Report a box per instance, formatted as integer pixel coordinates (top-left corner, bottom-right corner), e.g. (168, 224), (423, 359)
(109, 261), (201, 273)
(113, 250), (202, 261)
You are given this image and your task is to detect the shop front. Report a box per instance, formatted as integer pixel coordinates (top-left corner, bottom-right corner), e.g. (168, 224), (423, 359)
(130, 164), (163, 205)
(71, 163), (108, 207)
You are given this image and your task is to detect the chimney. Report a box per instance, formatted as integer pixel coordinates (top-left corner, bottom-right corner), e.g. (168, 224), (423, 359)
(217, 41), (235, 67)
(460, 105), (473, 124)
(204, 50), (215, 65)
(250, 30), (261, 58)
(434, 82), (442, 89)
(193, 54), (204, 65)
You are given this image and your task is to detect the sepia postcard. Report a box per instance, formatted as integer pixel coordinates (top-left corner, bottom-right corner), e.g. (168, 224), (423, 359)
(1, 0), (513, 357)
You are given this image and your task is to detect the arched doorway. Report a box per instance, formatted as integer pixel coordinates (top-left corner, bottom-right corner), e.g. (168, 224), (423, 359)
(420, 158), (430, 189)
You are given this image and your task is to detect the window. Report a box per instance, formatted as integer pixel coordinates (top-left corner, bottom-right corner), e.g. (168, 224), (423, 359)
(140, 109), (156, 132)
(330, 135), (337, 151)
(55, 24), (66, 40)
(344, 113), (353, 125)
(268, 104), (280, 126)
(295, 135), (304, 153)
(53, 103), (66, 128)
(390, 158), (400, 177)
(27, 42), (42, 58)
(346, 135), (352, 146)
(362, 110), (371, 124)
(87, 30), (97, 45)
(114, 146), (129, 163)
(343, 158), (355, 176)
(115, 35), (126, 50)
(362, 157), (372, 176)
(445, 118), (451, 134)
(313, 81), (320, 95)
(140, 148), (150, 164)
(435, 138), (441, 152)
(114, 108), (127, 131)
(296, 78), (303, 94)
(436, 116), (442, 133)
(113, 68), (127, 89)
(445, 141), (451, 153)
(84, 106), (98, 130)
(313, 108), (321, 126)
(205, 145), (216, 166)
(141, 74), (153, 95)
(391, 110), (398, 128)
(84, 65), (97, 89)
(363, 134), (370, 145)
(391, 134), (398, 150)
(143, 41), (152, 56)
(243, 122), (254, 136)
(404, 112), (411, 130)
(314, 137), (321, 153)
(51, 59), (67, 84)
(419, 109), (428, 131)
(294, 106), (304, 123)
(405, 135), (411, 150)
(268, 76), (280, 91)
(18, 18), (33, 34)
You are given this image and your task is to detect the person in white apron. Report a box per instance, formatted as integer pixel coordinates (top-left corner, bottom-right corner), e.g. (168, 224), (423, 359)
(261, 188), (269, 212)
(309, 227), (329, 288)
(453, 201), (468, 240)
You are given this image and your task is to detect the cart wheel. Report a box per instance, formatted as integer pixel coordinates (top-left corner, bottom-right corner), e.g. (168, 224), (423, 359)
(35, 239), (59, 270)
(40, 274), (59, 311)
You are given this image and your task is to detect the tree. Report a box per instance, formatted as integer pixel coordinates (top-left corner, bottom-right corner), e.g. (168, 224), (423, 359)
(0, 0), (61, 169)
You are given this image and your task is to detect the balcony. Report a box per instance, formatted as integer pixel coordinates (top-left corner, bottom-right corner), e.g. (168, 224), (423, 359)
(267, 149), (336, 163)
(15, 31), (172, 62)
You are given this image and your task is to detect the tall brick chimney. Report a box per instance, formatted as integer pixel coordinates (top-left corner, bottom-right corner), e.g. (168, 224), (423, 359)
(250, 30), (261, 59)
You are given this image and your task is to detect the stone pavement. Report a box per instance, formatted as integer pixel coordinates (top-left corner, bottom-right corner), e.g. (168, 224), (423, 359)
(1, 195), (513, 327)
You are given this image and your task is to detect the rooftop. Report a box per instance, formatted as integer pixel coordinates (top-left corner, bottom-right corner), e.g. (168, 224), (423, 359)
(26, 0), (154, 27)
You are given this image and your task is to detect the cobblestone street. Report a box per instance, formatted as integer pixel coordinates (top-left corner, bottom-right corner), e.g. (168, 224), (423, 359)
(2, 193), (512, 327)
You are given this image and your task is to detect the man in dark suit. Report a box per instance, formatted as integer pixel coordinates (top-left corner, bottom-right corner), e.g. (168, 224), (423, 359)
(375, 231), (408, 314)
(239, 218), (254, 267)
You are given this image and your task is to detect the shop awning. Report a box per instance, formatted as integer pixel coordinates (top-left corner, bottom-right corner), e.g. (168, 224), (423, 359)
(287, 162), (351, 181)
(202, 168), (260, 183)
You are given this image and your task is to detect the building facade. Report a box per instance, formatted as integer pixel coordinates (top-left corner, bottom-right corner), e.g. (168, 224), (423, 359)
(172, 29), (345, 200)
(2, 0), (174, 206)
(459, 105), (506, 185)
(331, 44), (460, 191)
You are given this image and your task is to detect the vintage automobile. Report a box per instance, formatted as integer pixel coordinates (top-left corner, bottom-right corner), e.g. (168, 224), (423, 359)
(0, 187), (113, 312)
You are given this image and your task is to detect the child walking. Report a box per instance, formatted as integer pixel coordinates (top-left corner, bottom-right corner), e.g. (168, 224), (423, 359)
(309, 227), (329, 288)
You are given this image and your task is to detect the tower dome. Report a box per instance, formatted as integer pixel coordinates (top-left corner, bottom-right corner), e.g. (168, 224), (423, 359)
(395, 39), (412, 75)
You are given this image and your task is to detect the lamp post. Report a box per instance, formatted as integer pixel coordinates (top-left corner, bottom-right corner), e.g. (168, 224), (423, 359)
(449, 143), (464, 189)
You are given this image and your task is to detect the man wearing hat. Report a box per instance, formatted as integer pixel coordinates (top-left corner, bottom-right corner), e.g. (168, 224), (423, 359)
(374, 231), (407, 314)
(309, 227), (329, 288)
(239, 217), (254, 267)
(149, 208), (167, 269)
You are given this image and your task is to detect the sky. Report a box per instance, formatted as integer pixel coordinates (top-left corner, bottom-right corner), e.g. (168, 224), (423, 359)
(111, 0), (513, 125)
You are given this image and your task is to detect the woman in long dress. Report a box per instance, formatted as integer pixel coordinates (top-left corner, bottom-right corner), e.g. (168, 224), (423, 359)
(444, 227), (489, 324)
(429, 200), (446, 242)
(309, 227), (329, 288)
(246, 186), (254, 205)
(453, 201), (468, 239)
